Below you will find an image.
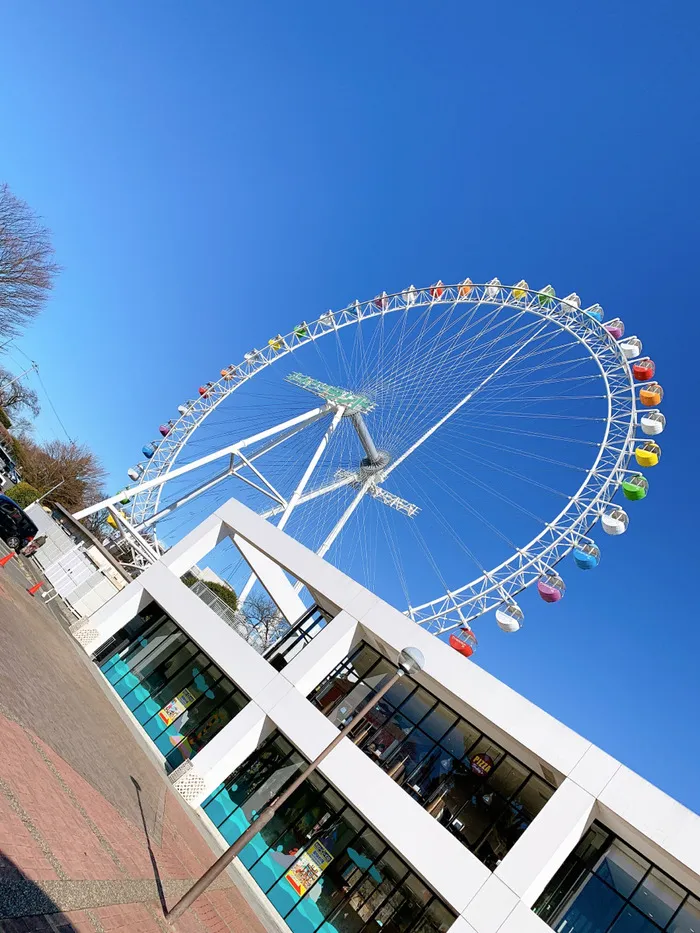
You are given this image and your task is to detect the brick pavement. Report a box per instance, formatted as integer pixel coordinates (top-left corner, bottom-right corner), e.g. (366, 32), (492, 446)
(0, 565), (269, 933)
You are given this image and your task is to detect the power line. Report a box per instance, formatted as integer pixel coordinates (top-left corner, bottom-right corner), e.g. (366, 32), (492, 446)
(7, 344), (73, 442)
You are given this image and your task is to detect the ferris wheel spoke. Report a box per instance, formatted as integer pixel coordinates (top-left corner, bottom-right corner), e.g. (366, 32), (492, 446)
(383, 321), (551, 482)
(316, 477), (373, 560)
(383, 311), (544, 452)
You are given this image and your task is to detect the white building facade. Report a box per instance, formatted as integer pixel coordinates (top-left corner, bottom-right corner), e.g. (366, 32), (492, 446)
(72, 499), (700, 933)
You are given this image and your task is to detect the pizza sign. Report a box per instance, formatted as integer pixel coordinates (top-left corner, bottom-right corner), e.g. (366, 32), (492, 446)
(470, 753), (494, 777)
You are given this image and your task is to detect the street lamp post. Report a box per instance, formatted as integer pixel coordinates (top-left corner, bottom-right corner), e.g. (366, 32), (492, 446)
(166, 646), (425, 925)
(35, 479), (65, 503)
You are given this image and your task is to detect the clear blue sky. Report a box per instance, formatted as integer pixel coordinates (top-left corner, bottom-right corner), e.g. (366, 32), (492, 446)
(1, 2), (699, 809)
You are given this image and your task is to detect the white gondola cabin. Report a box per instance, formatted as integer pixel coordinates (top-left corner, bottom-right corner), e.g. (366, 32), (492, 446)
(640, 411), (666, 435)
(495, 603), (524, 632)
(619, 336), (642, 360)
(601, 507), (629, 535)
(485, 278), (501, 299)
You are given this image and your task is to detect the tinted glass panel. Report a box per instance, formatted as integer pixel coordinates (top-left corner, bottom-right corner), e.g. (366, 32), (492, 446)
(609, 905), (663, 932)
(535, 824), (698, 933)
(669, 896), (700, 932)
(99, 609), (249, 771)
(595, 841), (650, 898)
(419, 703), (458, 743)
(398, 687), (436, 725)
(553, 873), (626, 932)
(631, 868), (684, 927)
(440, 720), (481, 760)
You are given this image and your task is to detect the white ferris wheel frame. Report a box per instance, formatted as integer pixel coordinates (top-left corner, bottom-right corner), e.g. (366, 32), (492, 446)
(77, 283), (642, 635)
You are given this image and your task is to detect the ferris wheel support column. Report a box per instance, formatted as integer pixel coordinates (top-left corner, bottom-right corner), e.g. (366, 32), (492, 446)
(135, 467), (234, 531)
(317, 477), (372, 560)
(238, 405), (346, 607)
(290, 476), (373, 596)
(108, 506), (160, 564)
(74, 404), (333, 520)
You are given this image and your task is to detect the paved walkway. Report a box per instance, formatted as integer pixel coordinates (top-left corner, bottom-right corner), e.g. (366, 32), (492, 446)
(0, 559), (269, 933)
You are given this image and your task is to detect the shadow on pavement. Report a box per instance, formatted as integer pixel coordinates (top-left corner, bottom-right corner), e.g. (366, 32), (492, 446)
(0, 849), (76, 931)
(131, 775), (167, 915)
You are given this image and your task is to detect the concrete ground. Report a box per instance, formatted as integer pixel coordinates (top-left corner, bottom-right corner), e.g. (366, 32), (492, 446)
(0, 553), (270, 933)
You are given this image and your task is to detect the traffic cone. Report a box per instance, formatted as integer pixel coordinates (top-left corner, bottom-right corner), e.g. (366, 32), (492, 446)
(0, 552), (15, 567)
(26, 581), (43, 596)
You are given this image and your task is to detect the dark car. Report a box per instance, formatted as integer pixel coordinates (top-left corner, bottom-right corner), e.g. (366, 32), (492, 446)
(0, 495), (40, 551)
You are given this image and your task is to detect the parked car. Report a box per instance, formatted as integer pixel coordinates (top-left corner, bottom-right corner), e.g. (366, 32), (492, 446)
(0, 495), (40, 552)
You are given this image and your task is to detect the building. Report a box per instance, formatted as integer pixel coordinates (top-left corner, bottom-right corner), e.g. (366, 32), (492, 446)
(190, 564), (234, 590)
(72, 498), (700, 933)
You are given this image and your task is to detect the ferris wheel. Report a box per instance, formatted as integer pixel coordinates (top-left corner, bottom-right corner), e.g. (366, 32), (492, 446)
(79, 279), (665, 647)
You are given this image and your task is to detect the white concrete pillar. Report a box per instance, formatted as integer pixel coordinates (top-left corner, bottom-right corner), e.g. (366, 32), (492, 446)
(71, 579), (152, 654)
(161, 512), (228, 577)
(461, 875), (520, 933)
(499, 902), (552, 932)
(231, 533), (306, 623)
(280, 610), (359, 696)
(171, 702), (272, 805)
(494, 778), (596, 907)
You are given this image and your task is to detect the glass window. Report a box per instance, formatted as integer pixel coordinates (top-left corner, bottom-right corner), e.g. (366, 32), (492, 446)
(467, 737), (505, 773)
(439, 719), (480, 760)
(202, 732), (456, 933)
(398, 687), (436, 725)
(352, 849), (409, 925)
(406, 747), (457, 807)
(487, 756), (529, 799)
(455, 790), (509, 854)
(348, 700), (391, 747)
(609, 904), (664, 932)
(165, 682), (247, 769)
(365, 659), (414, 708)
(536, 825), (698, 933)
(414, 898), (457, 932)
(535, 824), (612, 924)
(370, 886), (417, 932)
(327, 679), (377, 727)
(346, 643), (382, 679)
(132, 649), (208, 722)
(595, 840), (650, 899)
(361, 711), (415, 765)
(100, 609), (249, 770)
(386, 728), (436, 788)
(313, 665), (361, 717)
(552, 872), (626, 932)
(669, 895), (700, 932)
(631, 868), (685, 928)
(419, 703), (458, 743)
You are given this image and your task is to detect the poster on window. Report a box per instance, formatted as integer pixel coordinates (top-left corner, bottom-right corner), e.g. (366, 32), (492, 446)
(158, 687), (198, 725)
(285, 840), (334, 896)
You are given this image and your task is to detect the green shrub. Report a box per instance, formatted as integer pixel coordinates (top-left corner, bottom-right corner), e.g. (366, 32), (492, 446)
(6, 481), (40, 509)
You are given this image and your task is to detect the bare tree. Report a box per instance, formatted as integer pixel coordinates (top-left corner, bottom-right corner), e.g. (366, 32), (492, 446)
(0, 184), (59, 337)
(0, 364), (40, 420)
(15, 436), (107, 513)
(238, 592), (289, 652)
